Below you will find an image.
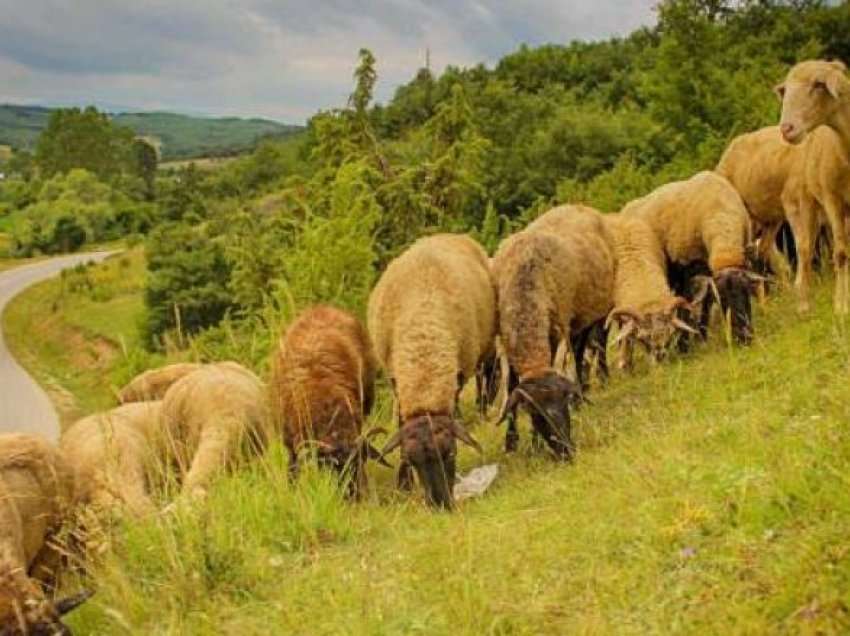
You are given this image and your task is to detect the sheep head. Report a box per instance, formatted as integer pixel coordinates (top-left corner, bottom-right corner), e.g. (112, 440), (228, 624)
(380, 413), (481, 510)
(714, 268), (765, 345)
(0, 574), (92, 636)
(776, 60), (848, 144)
(312, 419), (389, 499)
(607, 301), (697, 364)
(498, 371), (578, 460)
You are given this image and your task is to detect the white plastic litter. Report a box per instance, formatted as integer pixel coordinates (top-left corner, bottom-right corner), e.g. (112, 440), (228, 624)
(453, 464), (500, 501)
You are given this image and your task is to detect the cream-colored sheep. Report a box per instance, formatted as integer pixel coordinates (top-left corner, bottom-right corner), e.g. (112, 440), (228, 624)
(368, 233), (493, 509)
(717, 125), (850, 313)
(492, 205), (615, 458)
(60, 402), (163, 518)
(622, 171), (758, 344)
(0, 433), (89, 633)
(118, 362), (203, 403)
(777, 60), (849, 148)
(159, 362), (272, 500)
(603, 213), (696, 367)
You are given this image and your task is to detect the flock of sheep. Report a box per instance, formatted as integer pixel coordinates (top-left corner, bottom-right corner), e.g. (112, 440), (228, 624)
(0, 58), (847, 635)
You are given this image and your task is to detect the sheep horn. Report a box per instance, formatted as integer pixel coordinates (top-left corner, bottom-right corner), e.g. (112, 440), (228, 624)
(671, 316), (699, 335)
(690, 275), (714, 305)
(605, 307), (641, 329)
(55, 589), (94, 616)
(496, 386), (521, 425)
(450, 420), (483, 454)
(667, 297), (694, 314)
(379, 429), (404, 457)
(613, 319), (637, 346)
(365, 442), (393, 468)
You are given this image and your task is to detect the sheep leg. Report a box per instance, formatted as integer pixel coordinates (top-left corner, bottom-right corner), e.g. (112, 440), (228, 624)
(822, 194), (849, 314)
(760, 222), (791, 283)
(182, 425), (236, 499)
(397, 460), (414, 490)
(786, 197), (818, 314)
(504, 367), (520, 453)
(570, 327), (591, 396)
(592, 322), (610, 384)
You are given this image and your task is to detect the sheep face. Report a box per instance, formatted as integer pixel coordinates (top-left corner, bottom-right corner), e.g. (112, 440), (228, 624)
(380, 414), (481, 510)
(777, 61), (847, 144)
(715, 269), (757, 345)
(610, 304), (698, 364)
(500, 372), (577, 460)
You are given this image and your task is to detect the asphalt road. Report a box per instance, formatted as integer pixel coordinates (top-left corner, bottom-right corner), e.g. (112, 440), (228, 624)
(0, 251), (115, 441)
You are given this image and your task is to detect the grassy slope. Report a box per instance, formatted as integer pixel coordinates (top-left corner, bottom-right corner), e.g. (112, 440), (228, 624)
(2, 249), (147, 425)
(4, 252), (849, 633)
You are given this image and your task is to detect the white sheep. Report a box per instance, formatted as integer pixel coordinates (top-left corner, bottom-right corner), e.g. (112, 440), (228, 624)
(159, 362), (272, 501)
(368, 233), (494, 509)
(60, 402), (163, 518)
(0, 433), (90, 633)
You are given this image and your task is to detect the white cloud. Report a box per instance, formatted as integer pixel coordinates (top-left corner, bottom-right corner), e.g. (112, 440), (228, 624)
(0, 1), (657, 122)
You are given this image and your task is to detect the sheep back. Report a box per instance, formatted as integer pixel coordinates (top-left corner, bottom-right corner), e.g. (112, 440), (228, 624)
(622, 171), (751, 273)
(118, 362), (203, 403)
(368, 233), (495, 419)
(273, 305), (376, 452)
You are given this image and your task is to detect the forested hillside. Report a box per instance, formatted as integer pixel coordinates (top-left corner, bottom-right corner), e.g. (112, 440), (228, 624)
(0, 104), (302, 159)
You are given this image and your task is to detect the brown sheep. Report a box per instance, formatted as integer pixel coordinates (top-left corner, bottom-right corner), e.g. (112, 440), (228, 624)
(622, 171), (761, 345)
(272, 305), (385, 498)
(159, 362), (272, 501)
(492, 205), (615, 457)
(60, 402), (163, 518)
(117, 363), (203, 403)
(0, 434), (90, 634)
(368, 234), (494, 509)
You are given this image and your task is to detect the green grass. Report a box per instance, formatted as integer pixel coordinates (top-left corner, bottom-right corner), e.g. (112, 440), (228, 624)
(2, 248), (150, 425)
(25, 273), (844, 634)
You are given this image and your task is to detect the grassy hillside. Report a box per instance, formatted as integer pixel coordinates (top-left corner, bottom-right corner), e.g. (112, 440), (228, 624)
(0, 104), (303, 160)
(3, 254), (849, 633)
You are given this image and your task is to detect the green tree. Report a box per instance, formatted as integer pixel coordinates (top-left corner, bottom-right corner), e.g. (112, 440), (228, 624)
(132, 139), (158, 201)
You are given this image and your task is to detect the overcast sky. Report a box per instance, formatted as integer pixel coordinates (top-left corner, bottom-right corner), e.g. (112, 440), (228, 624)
(0, 1), (657, 123)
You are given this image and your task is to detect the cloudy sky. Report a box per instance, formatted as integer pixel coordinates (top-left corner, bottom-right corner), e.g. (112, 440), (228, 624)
(0, 1), (657, 123)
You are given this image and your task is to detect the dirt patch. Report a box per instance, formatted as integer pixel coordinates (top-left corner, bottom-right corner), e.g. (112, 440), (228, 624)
(68, 330), (119, 371)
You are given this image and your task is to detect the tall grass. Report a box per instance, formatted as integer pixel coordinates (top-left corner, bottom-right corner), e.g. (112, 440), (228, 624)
(63, 276), (850, 634)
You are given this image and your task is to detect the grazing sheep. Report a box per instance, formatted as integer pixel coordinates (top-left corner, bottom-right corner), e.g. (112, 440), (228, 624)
(521, 204), (616, 391)
(622, 171), (761, 345)
(603, 213), (697, 367)
(717, 125), (850, 313)
(159, 362), (272, 500)
(272, 305), (384, 498)
(60, 402), (163, 518)
(492, 205), (615, 457)
(118, 363), (203, 403)
(368, 234), (493, 509)
(0, 433), (90, 634)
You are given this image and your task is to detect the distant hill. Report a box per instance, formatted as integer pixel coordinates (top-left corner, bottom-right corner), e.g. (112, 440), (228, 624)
(0, 104), (303, 160)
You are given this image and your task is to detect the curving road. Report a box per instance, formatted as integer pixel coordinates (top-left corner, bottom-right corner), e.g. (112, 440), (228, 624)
(0, 251), (116, 441)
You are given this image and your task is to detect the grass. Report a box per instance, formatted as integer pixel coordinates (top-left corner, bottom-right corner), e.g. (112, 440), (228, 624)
(2, 248), (151, 426)
(7, 262), (840, 633)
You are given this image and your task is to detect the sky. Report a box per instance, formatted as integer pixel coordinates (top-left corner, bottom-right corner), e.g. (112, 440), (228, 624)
(0, 1), (657, 123)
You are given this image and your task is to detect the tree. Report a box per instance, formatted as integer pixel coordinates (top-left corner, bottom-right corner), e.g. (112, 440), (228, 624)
(35, 107), (136, 183)
(132, 139), (158, 201)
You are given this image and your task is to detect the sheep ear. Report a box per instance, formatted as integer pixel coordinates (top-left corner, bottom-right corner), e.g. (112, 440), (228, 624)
(825, 66), (846, 99)
(379, 429), (403, 457)
(450, 420), (482, 454)
(773, 83), (785, 100)
(55, 589), (94, 616)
